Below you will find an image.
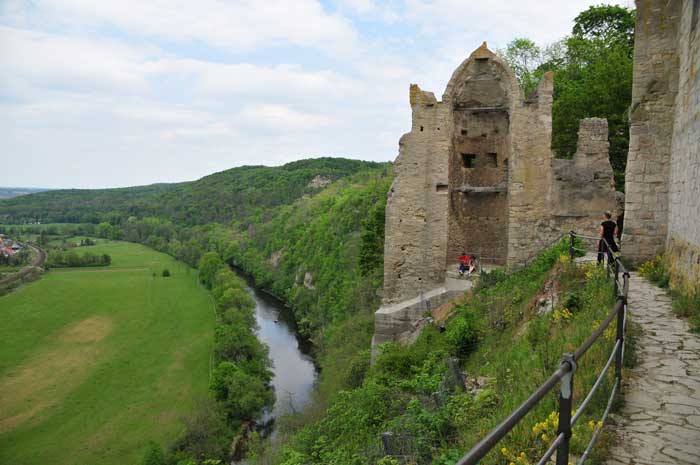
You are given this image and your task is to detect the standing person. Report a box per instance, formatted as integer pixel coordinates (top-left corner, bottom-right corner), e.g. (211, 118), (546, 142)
(598, 211), (619, 265)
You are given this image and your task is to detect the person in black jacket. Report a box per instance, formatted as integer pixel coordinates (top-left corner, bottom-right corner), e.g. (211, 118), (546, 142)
(598, 211), (619, 265)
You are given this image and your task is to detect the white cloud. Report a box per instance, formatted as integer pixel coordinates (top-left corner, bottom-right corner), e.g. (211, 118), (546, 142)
(33, 0), (359, 53)
(0, 27), (149, 93)
(238, 104), (335, 129)
(111, 103), (217, 125)
(147, 59), (361, 100)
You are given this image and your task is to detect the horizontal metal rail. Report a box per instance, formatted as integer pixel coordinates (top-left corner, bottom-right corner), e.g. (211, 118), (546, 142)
(577, 378), (620, 465)
(574, 299), (623, 361)
(456, 230), (629, 465)
(455, 363), (571, 465)
(572, 339), (620, 426)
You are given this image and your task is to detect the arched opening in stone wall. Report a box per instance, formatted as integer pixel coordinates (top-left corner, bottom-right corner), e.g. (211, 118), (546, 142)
(446, 55), (511, 267)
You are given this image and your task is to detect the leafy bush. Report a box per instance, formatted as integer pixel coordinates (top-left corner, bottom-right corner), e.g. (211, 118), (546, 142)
(444, 310), (481, 357)
(161, 269), (170, 277)
(140, 441), (166, 465)
(639, 256), (670, 287)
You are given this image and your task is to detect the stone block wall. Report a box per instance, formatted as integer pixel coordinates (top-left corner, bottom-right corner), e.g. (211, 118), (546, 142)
(667, 0), (700, 293)
(622, 0), (681, 265)
(623, 0), (700, 292)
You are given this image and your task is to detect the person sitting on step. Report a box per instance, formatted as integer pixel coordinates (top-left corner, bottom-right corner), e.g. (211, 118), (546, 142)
(458, 252), (475, 276)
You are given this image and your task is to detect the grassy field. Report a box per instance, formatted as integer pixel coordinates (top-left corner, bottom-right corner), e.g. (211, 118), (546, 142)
(0, 239), (215, 465)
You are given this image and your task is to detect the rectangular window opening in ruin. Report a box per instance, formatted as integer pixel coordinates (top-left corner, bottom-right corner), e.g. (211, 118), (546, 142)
(435, 183), (449, 193)
(475, 57), (488, 62)
(486, 153), (498, 167)
(461, 153), (476, 169)
(461, 129), (468, 135)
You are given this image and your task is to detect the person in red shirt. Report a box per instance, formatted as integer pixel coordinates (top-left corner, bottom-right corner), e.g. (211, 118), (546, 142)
(458, 253), (475, 276)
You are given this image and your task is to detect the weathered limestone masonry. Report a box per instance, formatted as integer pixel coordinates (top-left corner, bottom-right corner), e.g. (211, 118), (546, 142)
(374, 43), (619, 346)
(624, 0), (700, 293)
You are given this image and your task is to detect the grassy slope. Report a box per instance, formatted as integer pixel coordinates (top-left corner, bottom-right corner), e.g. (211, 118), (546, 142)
(268, 244), (627, 465)
(0, 240), (214, 465)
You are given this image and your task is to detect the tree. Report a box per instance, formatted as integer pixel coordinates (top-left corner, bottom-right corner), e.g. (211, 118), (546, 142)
(359, 199), (386, 277)
(169, 397), (231, 462)
(572, 4), (635, 49)
(500, 5), (635, 190)
(552, 5), (634, 189)
(198, 252), (223, 289)
(209, 362), (274, 425)
(498, 38), (543, 96)
(140, 441), (166, 465)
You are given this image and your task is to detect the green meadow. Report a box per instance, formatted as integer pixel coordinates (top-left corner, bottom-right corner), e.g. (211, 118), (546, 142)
(0, 240), (215, 465)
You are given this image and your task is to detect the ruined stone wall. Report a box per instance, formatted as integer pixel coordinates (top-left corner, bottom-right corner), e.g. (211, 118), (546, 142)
(622, 0), (681, 265)
(382, 43), (619, 306)
(550, 118), (620, 236)
(382, 86), (451, 304)
(506, 73), (559, 267)
(667, 0), (700, 292)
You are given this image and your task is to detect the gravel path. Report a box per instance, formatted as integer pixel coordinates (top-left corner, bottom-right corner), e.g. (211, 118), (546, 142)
(607, 273), (700, 465)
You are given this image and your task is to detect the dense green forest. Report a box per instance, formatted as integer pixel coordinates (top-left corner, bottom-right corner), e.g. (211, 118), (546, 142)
(0, 158), (383, 225)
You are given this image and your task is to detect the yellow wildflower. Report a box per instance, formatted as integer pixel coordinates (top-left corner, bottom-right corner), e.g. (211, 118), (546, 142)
(501, 447), (508, 456)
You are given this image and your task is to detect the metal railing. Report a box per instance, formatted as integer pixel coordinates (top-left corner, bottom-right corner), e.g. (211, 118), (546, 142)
(457, 231), (629, 465)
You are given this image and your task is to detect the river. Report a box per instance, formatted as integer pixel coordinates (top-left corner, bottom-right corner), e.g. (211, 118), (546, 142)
(246, 283), (317, 435)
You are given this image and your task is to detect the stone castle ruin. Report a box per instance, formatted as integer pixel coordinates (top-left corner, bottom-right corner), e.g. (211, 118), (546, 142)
(374, 43), (621, 346)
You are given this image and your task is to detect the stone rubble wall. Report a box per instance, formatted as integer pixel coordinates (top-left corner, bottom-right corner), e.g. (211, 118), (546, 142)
(548, 118), (621, 244)
(666, 0), (700, 293)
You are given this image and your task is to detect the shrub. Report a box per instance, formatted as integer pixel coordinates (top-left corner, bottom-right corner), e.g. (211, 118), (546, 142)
(140, 441), (166, 465)
(639, 256), (669, 287)
(444, 310), (481, 357)
(161, 269), (170, 277)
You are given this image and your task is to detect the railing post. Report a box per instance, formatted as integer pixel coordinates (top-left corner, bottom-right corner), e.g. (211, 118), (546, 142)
(569, 231), (575, 261)
(556, 353), (577, 465)
(613, 258), (620, 299)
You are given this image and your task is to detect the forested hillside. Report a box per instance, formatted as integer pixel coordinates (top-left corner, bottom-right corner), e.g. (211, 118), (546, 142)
(0, 158), (383, 225)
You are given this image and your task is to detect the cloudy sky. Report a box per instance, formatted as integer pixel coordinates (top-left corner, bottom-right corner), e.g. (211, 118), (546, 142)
(0, 0), (626, 189)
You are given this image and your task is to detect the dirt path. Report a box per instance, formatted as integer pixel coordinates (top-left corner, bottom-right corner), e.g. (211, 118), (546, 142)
(606, 273), (700, 465)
